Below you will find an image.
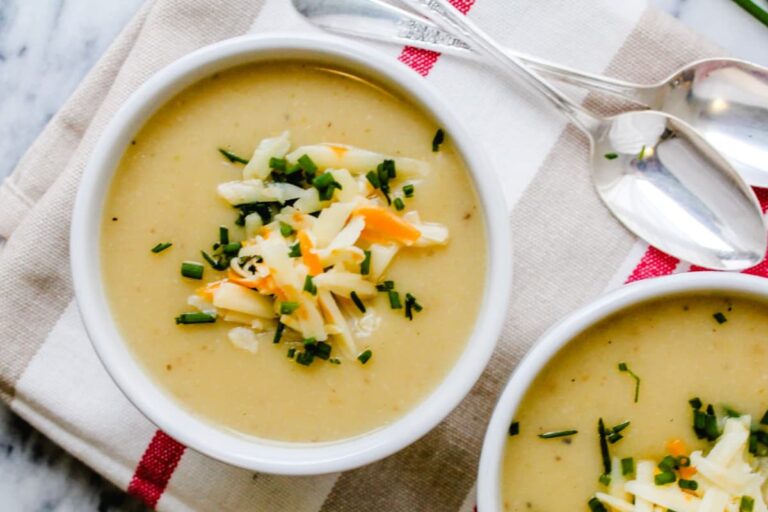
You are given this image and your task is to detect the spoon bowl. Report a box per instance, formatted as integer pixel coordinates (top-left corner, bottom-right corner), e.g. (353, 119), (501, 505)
(592, 110), (766, 270)
(656, 59), (768, 187)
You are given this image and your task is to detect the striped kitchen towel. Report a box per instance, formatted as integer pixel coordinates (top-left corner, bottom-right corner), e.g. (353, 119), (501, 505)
(0, 0), (754, 510)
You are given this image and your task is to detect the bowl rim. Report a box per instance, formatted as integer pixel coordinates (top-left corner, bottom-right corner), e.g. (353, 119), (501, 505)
(477, 271), (768, 510)
(70, 32), (512, 475)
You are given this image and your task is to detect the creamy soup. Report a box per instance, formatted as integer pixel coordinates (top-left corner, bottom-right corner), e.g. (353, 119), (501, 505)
(101, 62), (486, 442)
(501, 294), (768, 511)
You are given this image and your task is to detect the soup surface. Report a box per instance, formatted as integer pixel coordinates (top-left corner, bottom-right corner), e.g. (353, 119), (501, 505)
(101, 62), (486, 442)
(501, 294), (768, 510)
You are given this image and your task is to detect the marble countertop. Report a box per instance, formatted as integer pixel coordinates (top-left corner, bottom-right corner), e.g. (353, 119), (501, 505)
(1, 0), (767, 510)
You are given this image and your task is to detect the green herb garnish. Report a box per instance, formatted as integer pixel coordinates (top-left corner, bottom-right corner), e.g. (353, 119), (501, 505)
(393, 197), (405, 211)
(269, 157), (287, 171)
(598, 418), (611, 475)
(404, 292), (423, 320)
(678, 479), (698, 491)
(151, 242), (172, 253)
(587, 497), (607, 512)
(280, 222), (295, 237)
(388, 290), (402, 309)
(713, 312), (728, 324)
(637, 145), (647, 160)
(219, 225), (229, 245)
(618, 362), (641, 403)
(654, 471), (676, 485)
(621, 457), (635, 476)
(604, 152), (618, 160)
(403, 184), (415, 198)
(538, 429), (578, 439)
(175, 312), (215, 324)
(741, 496), (756, 512)
(350, 291), (366, 313)
(365, 170), (381, 189)
(218, 148), (249, 164)
(432, 128), (445, 152)
(180, 261), (204, 280)
(273, 322), (285, 344)
(280, 301), (299, 315)
(288, 242), (302, 258)
(329, 358), (341, 365)
(287, 347), (296, 358)
(508, 421), (520, 437)
(357, 349), (373, 365)
(598, 473), (611, 486)
(297, 154), (317, 178)
(360, 250), (371, 276)
(303, 275), (317, 295)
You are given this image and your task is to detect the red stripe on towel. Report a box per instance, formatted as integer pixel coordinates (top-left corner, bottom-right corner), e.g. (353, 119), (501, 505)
(397, 0), (476, 75)
(127, 430), (185, 508)
(624, 245), (679, 283)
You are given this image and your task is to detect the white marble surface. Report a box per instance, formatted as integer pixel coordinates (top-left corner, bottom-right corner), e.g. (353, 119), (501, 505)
(0, 0), (767, 510)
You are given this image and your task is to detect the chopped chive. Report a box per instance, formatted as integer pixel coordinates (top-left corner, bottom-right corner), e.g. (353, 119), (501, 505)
(723, 405), (742, 417)
(222, 242), (241, 255)
(598, 473), (611, 486)
(654, 471), (676, 485)
(678, 479), (698, 491)
(151, 242), (172, 253)
(269, 157), (287, 171)
(360, 250), (371, 275)
(713, 312), (728, 324)
(285, 163), (302, 176)
(295, 350), (315, 366)
(393, 197), (405, 211)
(314, 341), (332, 360)
(637, 145), (647, 160)
(175, 312), (215, 324)
(741, 496), (755, 512)
(288, 242), (302, 258)
(618, 362), (641, 403)
(365, 170), (381, 189)
(388, 290), (402, 309)
(287, 347), (296, 358)
(404, 292), (423, 320)
(350, 291), (366, 313)
(219, 225), (229, 245)
(508, 421), (520, 437)
(658, 455), (678, 473)
(273, 322), (285, 344)
(676, 455), (691, 467)
(181, 261), (204, 280)
(280, 222), (295, 237)
(218, 148), (249, 164)
(432, 128), (445, 152)
(598, 418), (611, 475)
(329, 358), (341, 365)
(689, 397), (703, 410)
(303, 275), (317, 295)
(403, 184), (415, 198)
(604, 152), (619, 160)
(381, 159), (396, 179)
(607, 432), (623, 444)
(761, 410), (768, 425)
(621, 457), (635, 476)
(280, 301), (299, 315)
(303, 337), (317, 347)
(376, 280), (395, 292)
(611, 421), (631, 434)
(201, 250), (227, 271)
(587, 497), (607, 512)
(705, 411), (720, 440)
(297, 154), (317, 177)
(357, 349), (372, 364)
(312, 172), (335, 189)
(538, 429), (578, 439)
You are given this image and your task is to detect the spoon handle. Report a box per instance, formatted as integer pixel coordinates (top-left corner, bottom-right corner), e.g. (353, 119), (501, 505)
(294, 0), (656, 105)
(400, 0), (603, 134)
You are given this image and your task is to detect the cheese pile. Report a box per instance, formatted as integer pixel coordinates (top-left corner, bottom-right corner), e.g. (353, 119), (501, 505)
(185, 131), (449, 360)
(594, 416), (768, 512)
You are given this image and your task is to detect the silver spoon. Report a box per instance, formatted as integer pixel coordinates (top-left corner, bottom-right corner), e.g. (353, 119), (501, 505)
(292, 0), (768, 187)
(394, 0), (765, 270)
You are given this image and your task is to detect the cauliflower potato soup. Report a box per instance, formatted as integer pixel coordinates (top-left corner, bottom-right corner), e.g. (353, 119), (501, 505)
(502, 294), (768, 511)
(100, 62), (486, 442)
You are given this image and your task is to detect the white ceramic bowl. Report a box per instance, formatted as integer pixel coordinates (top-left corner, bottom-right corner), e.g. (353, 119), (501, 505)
(477, 271), (768, 510)
(70, 33), (511, 475)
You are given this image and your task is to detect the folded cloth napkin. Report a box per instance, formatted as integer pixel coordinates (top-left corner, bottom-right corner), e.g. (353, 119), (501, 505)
(1, 0), (754, 510)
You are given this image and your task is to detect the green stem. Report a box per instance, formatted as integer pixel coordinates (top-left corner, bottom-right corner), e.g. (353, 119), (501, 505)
(732, 0), (768, 28)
